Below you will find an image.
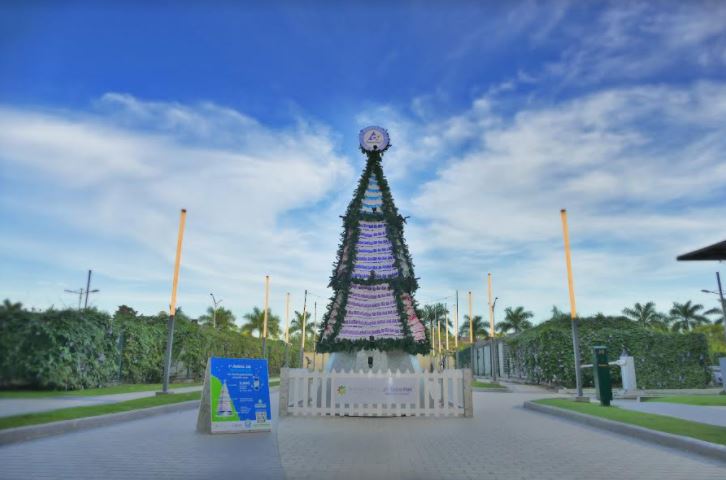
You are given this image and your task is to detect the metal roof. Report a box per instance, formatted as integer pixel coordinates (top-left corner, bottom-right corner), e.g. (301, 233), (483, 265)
(677, 239), (726, 261)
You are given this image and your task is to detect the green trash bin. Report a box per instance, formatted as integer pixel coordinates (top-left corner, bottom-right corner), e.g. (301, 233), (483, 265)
(592, 346), (612, 407)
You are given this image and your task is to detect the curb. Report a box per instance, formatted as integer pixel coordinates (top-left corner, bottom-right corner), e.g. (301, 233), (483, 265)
(473, 388), (509, 393)
(0, 400), (200, 447)
(523, 400), (726, 463)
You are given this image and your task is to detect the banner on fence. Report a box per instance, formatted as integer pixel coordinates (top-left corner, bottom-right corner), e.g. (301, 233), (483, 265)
(332, 375), (418, 404)
(209, 357), (271, 433)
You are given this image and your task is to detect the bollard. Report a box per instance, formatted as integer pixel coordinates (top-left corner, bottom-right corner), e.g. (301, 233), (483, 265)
(592, 346), (613, 406)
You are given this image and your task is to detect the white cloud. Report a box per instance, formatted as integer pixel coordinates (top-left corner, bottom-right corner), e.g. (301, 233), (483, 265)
(2, 81), (725, 324)
(546, 2), (726, 83)
(0, 95), (354, 319)
(395, 82), (726, 320)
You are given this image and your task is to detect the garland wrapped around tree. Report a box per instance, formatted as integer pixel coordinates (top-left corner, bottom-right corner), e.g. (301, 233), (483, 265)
(316, 128), (430, 355)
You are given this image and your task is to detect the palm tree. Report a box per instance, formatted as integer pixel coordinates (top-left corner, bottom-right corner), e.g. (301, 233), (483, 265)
(199, 306), (236, 330)
(459, 315), (488, 341)
(668, 301), (711, 332)
(497, 306), (534, 334)
(622, 301), (666, 329)
(241, 307), (281, 338)
(289, 310), (317, 343)
(420, 303), (448, 340)
(0, 299), (24, 314)
(705, 300), (725, 325)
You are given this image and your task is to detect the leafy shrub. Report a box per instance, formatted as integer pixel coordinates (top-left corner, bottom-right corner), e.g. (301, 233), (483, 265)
(504, 316), (710, 389)
(0, 307), (119, 390)
(0, 303), (302, 391)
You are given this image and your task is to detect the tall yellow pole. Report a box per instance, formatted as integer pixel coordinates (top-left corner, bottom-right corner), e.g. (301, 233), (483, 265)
(488, 273), (494, 337)
(561, 209), (584, 398)
(285, 292), (290, 344)
(169, 209), (187, 316)
(262, 275), (269, 357)
(437, 314), (441, 353)
(162, 209), (187, 394)
(445, 308), (450, 351)
(468, 291), (473, 343)
(561, 210), (577, 318)
(299, 290), (307, 367)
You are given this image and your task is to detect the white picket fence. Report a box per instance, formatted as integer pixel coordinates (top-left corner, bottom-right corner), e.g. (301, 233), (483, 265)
(280, 368), (472, 417)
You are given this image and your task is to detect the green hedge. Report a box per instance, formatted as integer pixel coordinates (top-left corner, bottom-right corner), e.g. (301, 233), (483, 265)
(0, 305), (301, 391)
(504, 316), (710, 389)
(0, 308), (119, 390)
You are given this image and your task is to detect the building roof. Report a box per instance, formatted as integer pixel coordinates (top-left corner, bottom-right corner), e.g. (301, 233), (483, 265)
(677, 239), (726, 261)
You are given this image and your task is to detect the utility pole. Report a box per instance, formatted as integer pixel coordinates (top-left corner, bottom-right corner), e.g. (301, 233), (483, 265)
(468, 291), (474, 375)
(262, 275), (270, 358)
(65, 270), (99, 311)
(64, 287), (84, 310)
(717, 272), (726, 343)
(209, 293), (222, 329)
(491, 297), (499, 381)
(488, 273), (497, 381)
(83, 270), (99, 309)
(284, 292), (291, 367)
(455, 290), (459, 348)
(299, 290), (308, 368)
(703, 272), (726, 343)
(312, 301), (317, 371)
(561, 209), (584, 400)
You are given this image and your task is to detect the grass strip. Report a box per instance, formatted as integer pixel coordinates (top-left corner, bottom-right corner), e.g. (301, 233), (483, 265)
(473, 381), (504, 389)
(640, 395), (726, 406)
(0, 391), (201, 430)
(0, 383), (201, 399)
(534, 398), (726, 446)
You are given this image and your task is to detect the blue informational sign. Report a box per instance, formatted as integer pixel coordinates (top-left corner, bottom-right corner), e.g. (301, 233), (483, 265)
(209, 357), (271, 433)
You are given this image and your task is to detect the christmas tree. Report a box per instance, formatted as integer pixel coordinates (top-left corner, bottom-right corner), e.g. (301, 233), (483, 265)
(216, 380), (234, 417)
(316, 127), (429, 355)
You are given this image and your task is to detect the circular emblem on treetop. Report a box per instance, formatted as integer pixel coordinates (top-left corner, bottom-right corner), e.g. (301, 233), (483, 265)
(359, 126), (390, 152)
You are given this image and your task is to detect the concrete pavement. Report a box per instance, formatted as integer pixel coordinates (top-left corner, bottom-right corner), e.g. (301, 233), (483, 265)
(1, 386), (725, 479)
(277, 387), (726, 479)
(0, 392), (283, 480)
(0, 386), (202, 418)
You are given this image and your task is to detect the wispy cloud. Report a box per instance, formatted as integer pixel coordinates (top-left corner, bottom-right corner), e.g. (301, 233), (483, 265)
(373, 82), (726, 318)
(545, 2), (726, 84)
(0, 95), (354, 318)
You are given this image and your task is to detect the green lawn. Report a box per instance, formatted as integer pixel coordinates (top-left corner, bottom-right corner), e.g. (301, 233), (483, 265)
(0, 383), (201, 399)
(534, 398), (726, 446)
(641, 395), (726, 406)
(0, 391), (201, 430)
(473, 381), (505, 389)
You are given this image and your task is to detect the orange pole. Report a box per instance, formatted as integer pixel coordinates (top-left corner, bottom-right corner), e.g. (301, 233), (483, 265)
(560, 210), (577, 318)
(468, 291), (473, 343)
(169, 209), (187, 315)
(488, 273), (494, 337)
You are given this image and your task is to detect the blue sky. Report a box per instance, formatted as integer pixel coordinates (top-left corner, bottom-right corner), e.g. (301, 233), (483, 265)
(1, 1), (725, 327)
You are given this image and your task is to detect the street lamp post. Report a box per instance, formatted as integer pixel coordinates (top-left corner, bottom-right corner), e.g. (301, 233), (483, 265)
(209, 293), (222, 329)
(490, 296), (498, 382)
(702, 271), (726, 343)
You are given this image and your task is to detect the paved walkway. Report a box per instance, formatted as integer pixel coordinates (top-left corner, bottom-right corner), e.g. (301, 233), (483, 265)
(0, 392), (283, 480)
(613, 399), (726, 427)
(1, 388), (725, 479)
(0, 386), (202, 418)
(278, 388), (726, 479)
